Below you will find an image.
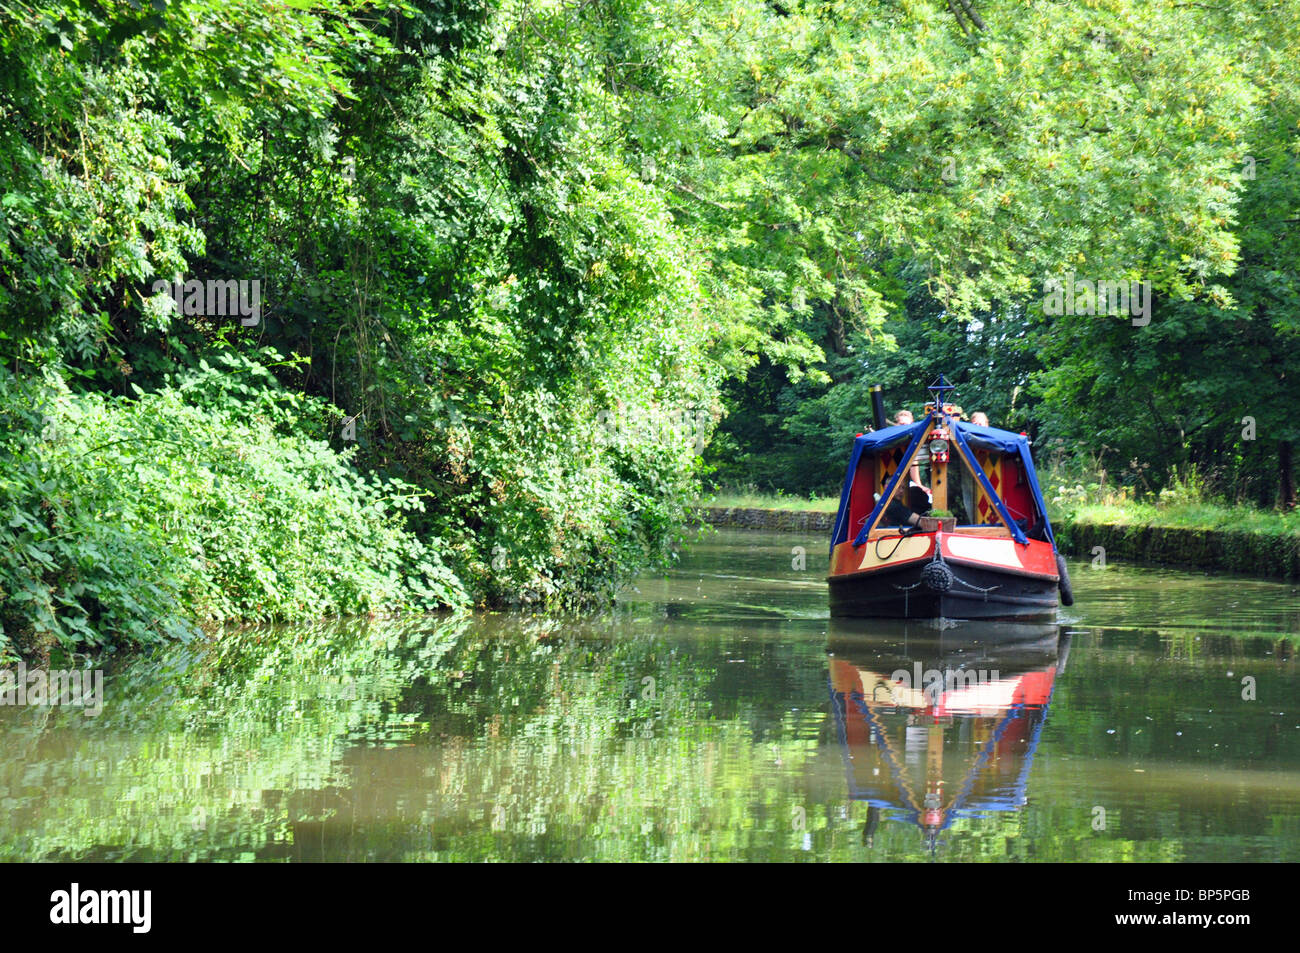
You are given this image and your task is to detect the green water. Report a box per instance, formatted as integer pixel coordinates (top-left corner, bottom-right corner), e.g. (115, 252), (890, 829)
(1, 527), (1298, 861)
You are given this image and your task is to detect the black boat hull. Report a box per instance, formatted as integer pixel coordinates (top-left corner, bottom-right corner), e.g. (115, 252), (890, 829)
(827, 559), (1059, 621)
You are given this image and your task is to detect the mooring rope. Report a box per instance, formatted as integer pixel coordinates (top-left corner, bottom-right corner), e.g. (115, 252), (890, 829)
(875, 532), (910, 562)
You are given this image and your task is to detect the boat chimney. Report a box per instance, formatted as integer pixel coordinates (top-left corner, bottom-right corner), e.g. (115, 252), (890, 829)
(870, 385), (886, 430)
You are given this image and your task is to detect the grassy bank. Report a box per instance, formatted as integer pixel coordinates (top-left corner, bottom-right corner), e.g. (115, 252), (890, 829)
(1043, 468), (1300, 576)
(699, 487), (840, 513)
(1055, 501), (1300, 536)
(1053, 517), (1300, 579)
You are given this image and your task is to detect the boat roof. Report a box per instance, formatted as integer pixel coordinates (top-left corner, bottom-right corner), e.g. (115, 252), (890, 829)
(831, 414), (1056, 552)
(851, 418), (1033, 456)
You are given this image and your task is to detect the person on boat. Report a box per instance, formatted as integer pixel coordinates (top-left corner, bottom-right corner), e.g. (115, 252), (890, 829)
(892, 409), (930, 492)
(883, 494), (924, 533)
(879, 477), (932, 533)
(970, 411), (990, 427)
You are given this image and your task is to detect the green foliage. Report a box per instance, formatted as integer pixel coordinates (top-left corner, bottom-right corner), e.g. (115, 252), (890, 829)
(0, 0), (730, 651)
(7, 0), (1300, 653)
(688, 1), (1300, 506)
(0, 363), (463, 663)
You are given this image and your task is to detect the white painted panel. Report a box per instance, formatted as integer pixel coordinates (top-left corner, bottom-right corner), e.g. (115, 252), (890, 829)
(945, 535), (1021, 568)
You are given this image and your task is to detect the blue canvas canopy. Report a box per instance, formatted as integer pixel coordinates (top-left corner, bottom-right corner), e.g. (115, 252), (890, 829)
(954, 420), (1056, 547)
(830, 420), (928, 554)
(829, 417), (1056, 556)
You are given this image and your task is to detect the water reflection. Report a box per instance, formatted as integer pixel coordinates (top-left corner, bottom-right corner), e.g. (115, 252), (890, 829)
(828, 621), (1068, 855)
(1, 529), (1298, 862)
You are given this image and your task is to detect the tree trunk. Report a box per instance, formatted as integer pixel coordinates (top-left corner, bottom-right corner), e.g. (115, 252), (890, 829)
(829, 309), (848, 357)
(1281, 440), (1296, 509)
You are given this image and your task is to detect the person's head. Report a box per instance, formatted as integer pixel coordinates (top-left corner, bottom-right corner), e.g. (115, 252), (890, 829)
(971, 412), (989, 427)
(895, 409), (914, 426)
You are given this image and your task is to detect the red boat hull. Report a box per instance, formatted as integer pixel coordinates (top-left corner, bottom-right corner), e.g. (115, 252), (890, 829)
(827, 532), (1060, 620)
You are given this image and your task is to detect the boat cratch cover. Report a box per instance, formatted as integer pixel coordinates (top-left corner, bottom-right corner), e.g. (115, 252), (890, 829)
(829, 419), (1056, 556)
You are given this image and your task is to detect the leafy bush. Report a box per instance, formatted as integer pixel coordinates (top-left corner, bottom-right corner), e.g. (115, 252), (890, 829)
(0, 364), (463, 664)
(1157, 465), (1213, 509)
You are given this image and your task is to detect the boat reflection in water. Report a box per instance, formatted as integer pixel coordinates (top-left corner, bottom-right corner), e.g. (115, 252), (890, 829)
(826, 620), (1071, 855)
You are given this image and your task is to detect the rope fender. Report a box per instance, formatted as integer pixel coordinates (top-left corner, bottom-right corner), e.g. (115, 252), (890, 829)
(893, 539), (1000, 601)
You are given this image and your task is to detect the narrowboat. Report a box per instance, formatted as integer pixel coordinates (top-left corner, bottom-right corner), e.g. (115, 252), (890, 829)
(828, 375), (1072, 620)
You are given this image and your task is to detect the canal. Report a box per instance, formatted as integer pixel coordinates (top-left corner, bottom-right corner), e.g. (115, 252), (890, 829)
(2, 527), (1297, 861)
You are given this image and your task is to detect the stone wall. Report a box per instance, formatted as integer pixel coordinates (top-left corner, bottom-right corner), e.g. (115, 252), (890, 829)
(693, 506), (835, 533)
(1054, 519), (1300, 579)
